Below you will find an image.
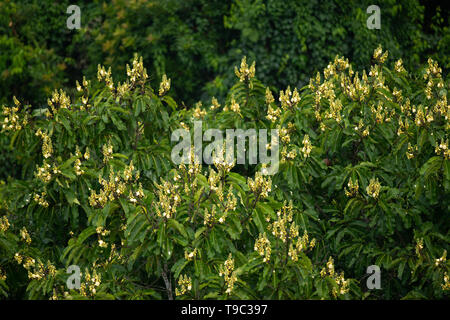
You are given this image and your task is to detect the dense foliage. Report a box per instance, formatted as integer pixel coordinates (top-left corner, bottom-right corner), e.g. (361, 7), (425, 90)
(0, 46), (449, 299)
(1, 0), (448, 184)
(0, 0), (448, 107)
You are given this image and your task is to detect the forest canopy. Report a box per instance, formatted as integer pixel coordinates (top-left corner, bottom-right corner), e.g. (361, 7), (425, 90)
(0, 0), (448, 300)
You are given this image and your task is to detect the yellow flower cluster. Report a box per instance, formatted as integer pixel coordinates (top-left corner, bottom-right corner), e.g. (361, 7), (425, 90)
(97, 239), (107, 248)
(84, 147), (90, 160)
(442, 273), (450, 291)
(131, 182), (145, 203)
(424, 59), (446, 117)
(373, 45), (388, 64)
(394, 59), (406, 73)
(207, 167), (220, 192)
(234, 56), (255, 83)
(397, 117), (410, 136)
(266, 105), (281, 122)
(435, 139), (449, 159)
(20, 227), (32, 244)
(0, 216), (10, 232)
(98, 65), (114, 91)
(47, 89), (71, 118)
(89, 163), (142, 208)
(288, 121), (296, 132)
(406, 143), (418, 159)
(426, 56), (442, 76)
(265, 87), (275, 104)
(33, 192), (49, 208)
(435, 250), (447, 267)
(279, 86), (301, 110)
(224, 97), (241, 115)
(76, 76), (90, 92)
(115, 81), (130, 98)
(325, 98), (344, 123)
(0, 267), (6, 281)
(210, 97), (220, 110)
(310, 49), (415, 138)
(324, 56), (351, 80)
(366, 178), (381, 199)
(184, 248), (198, 261)
(96, 226), (110, 248)
(248, 172), (272, 199)
(33, 131), (65, 184)
(320, 257), (350, 297)
(179, 122), (189, 131)
(267, 201), (295, 243)
(14, 253), (55, 281)
(175, 274), (192, 296)
(127, 54), (149, 86)
(72, 146), (89, 175)
(301, 134), (312, 158)
(223, 99), (235, 113)
(204, 184), (237, 225)
(279, 127), (290, 144)
(50, 289), (59, 300)
(392, 87), (403, 103)
(414, 106), (429, 126)
(14, 253), (28, 265)
(401, 99), (414, 115)
(289, 230), (316, 262)
(28, 260), (56, 281)
(371, 101), (395, 124)
(254, 232), (271, 262)
(76, 76), (91, 110)
(1, 96), (28, 132)
(309, 72), (322, 92)
(433, 94), (448, 122)
(125, 160), (140, 184)
(154, 178), (181, 219)
(34, 161), (54, 183)
(193, 102), (207, 119)
(344, 178), (359, 197)
(35, 129), (53, 159)
(219, 254), (238, 295)
(281, 146), (297, 162)
(102, 140), (114, 163)
(80, 269), (102, 296)
(224, 185), (237, 213)
(159, 74), (171, 96)
(203, 205), (217, 227)
(178, 148), (202, 194)
(212, 146), (235, 175)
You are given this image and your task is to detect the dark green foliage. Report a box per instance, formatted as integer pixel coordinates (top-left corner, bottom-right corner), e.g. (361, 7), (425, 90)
(0, 50), (449, 300)
(0, 0), (448, 106)
(0, 0), (449, 301)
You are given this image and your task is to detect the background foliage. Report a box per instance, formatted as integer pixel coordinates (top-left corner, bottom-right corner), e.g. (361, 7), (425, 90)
(0, 0), (448, 107)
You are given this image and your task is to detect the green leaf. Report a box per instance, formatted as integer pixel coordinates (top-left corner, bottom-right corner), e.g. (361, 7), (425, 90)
(65, 189), (80, 206)
(76, 226), (97, 245)
(167, 218), (188, 238)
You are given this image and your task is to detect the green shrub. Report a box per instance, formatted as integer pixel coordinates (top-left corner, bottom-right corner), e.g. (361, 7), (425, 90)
(0, 47), (449, 299)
